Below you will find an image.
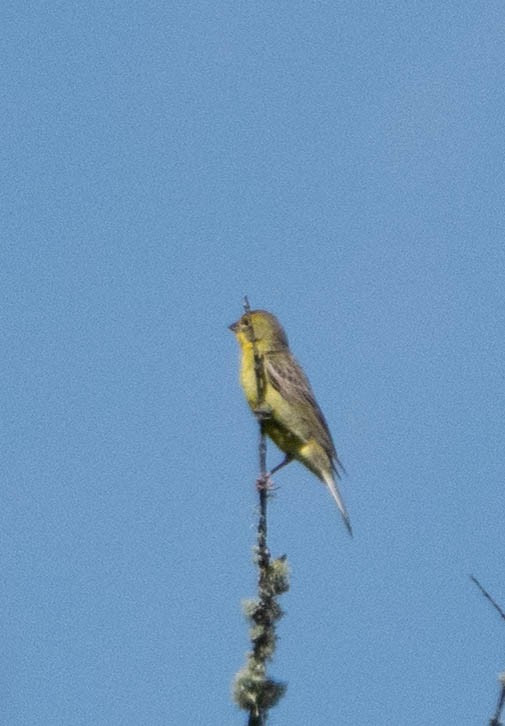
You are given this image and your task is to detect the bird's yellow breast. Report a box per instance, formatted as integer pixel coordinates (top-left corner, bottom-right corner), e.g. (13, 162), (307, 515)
(238, 340), (261, 407)
(238, 344), (296, 432)
(239, 349), (308, 459)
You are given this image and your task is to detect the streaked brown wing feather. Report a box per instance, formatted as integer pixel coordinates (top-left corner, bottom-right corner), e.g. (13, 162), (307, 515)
(265, 352), (337, 460)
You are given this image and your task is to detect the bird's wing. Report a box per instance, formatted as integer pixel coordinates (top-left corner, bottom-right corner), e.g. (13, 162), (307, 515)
(264, 352), (338, 463)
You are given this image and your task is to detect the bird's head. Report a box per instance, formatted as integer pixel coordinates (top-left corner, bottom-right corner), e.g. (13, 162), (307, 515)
(229, 310), (289, 351)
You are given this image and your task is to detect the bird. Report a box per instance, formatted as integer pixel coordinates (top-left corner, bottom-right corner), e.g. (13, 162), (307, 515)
(229, 309), (352, 535)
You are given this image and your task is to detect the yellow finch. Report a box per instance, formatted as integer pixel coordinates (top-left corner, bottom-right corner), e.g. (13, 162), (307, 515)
(229, 309), (352, 535)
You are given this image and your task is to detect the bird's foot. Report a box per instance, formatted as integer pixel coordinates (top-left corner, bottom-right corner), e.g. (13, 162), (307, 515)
(256, 472), (275, 492)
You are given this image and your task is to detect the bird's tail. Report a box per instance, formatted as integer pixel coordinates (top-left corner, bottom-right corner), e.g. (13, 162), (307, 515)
(323, 471), (353, 537)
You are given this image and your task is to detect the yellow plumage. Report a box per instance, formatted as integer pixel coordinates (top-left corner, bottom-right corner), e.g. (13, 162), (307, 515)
(229, 309), (352, 535)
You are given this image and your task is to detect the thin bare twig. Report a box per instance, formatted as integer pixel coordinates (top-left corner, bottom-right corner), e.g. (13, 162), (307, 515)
(490, 676), (505, 726)
(244, 295), (270, 573)
(470, 575), (505, 623)
(470, 575), (505, 726)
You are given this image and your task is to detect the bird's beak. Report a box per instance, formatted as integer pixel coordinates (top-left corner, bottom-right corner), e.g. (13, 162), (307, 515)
(228, 321), (238, 332)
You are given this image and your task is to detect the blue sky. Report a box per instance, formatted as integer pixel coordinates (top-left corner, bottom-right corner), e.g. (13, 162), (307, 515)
(3, 3), (505, 724)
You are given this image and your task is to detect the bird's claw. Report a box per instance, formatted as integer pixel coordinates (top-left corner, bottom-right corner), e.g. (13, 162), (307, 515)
(256, 472), (274, 491)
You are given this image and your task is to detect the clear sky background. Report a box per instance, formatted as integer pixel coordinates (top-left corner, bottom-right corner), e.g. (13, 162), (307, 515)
(3, 3), (505, 725)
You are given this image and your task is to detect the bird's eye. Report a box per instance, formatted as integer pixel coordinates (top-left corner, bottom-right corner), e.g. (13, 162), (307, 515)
(242, 316), (250, 326)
